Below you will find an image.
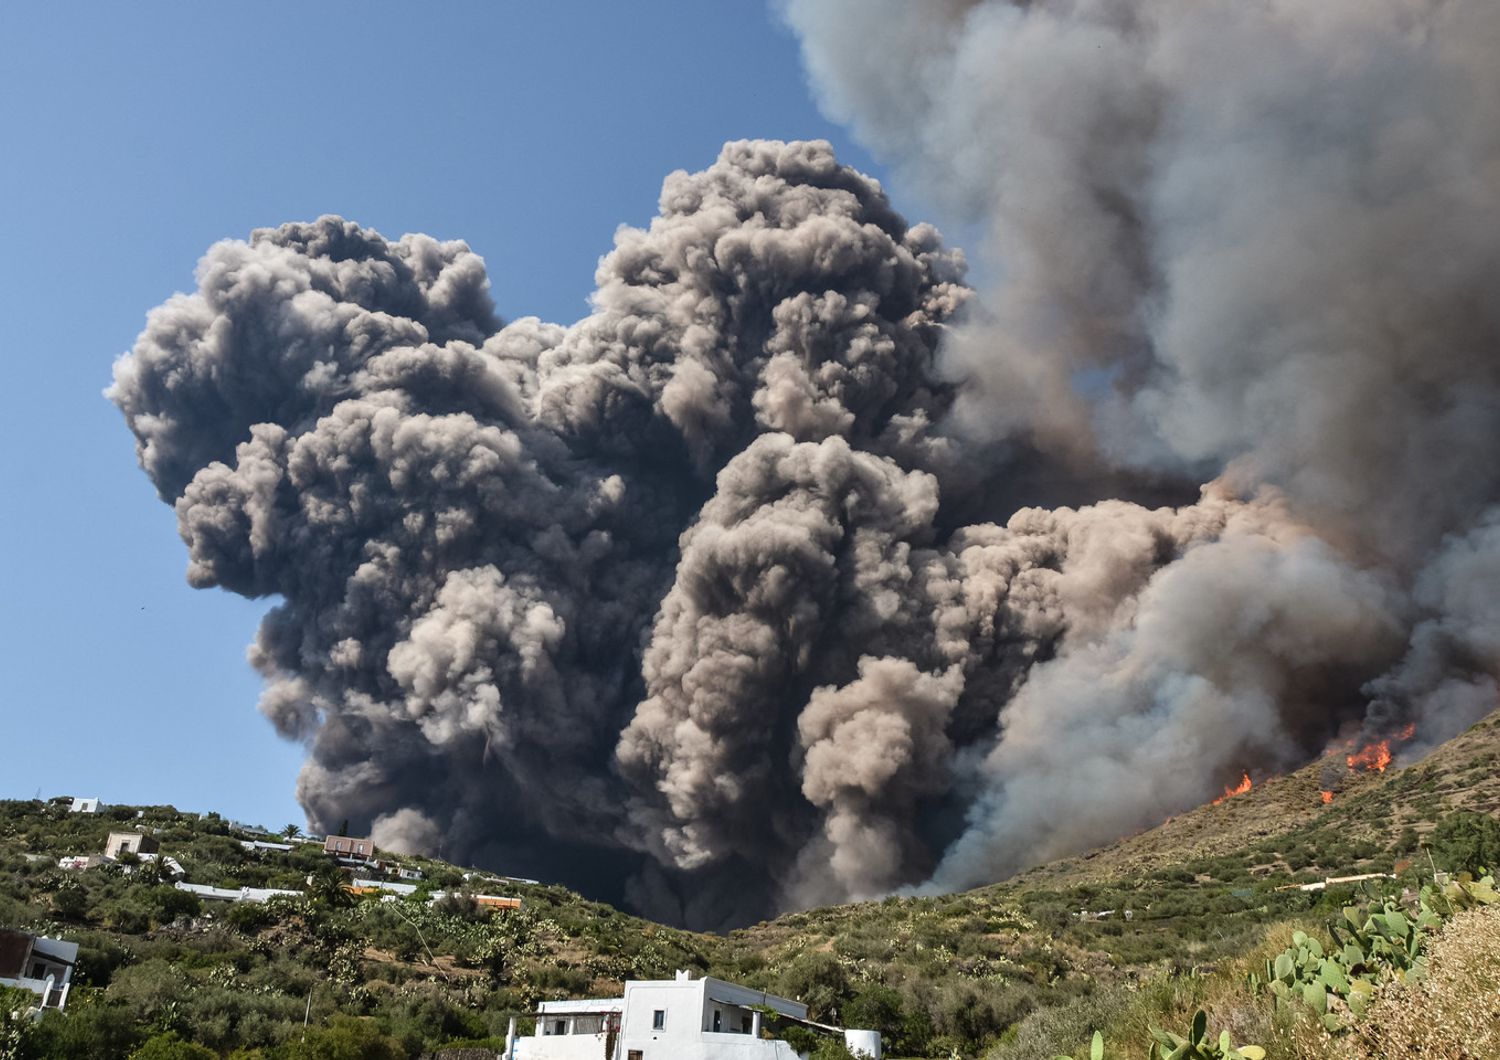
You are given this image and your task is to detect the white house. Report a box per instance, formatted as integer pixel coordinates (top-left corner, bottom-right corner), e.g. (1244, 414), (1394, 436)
(240, 839), (295, 854)
(0, 930), (77, 1010)
(57, 855), (104, 872)
(350, 878), (419, 897)
(507, 970), (880, 1060)
(104, 831), (160, 859)
(175, 882), (301, 904)
(324, 835), (376, 862)
(68, 797), (100, 814)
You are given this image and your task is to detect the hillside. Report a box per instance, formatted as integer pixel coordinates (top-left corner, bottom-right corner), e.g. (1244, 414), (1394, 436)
(1017, 709), (1500, 889)
(2, 712), (1498, 1059)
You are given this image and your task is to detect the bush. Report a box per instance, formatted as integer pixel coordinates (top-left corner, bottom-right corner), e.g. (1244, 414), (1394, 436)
(227, 902), (276, 934)
(30, 1000), (144, 1060)
(1430, 810), (1500, 875)
(145, 886), (202, 923)
(129, 1030), (217, 1060)
(2, 984), (41, 1060)
(273, 1015), (404, 1060)
(776, 952), (850, 1022)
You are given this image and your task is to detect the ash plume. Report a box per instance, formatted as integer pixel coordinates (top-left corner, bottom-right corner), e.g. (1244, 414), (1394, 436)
(783, 0), (1500, 892)
(111, 0), (1500, 921)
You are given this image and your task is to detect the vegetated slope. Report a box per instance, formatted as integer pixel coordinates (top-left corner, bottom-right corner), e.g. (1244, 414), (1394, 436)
(717, 709), (1500, 1057)
(1014, 709), (1500, 890)
(0, 710), (1495, 1059)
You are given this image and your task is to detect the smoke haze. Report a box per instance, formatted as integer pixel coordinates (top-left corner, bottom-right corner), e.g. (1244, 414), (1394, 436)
(111, 3), (1500, 924)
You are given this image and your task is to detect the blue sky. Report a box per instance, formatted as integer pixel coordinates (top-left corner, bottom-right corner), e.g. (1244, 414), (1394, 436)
(0, 3), (913, 828)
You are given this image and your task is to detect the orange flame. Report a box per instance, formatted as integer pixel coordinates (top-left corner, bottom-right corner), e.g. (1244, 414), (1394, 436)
(1212, 771), (1253, 805)
(1320, 790), (1334, 804)
(1346, 740), (1393, 772)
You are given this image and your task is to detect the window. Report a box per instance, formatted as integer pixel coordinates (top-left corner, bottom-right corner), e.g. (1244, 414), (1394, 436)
(552, 1020), (567, 1035)
(742, 1014), (753, 1034)
(652, 1009), (666, 1030)
(628, 1052), (644, 1060)
(712, 1009), (722, 1032)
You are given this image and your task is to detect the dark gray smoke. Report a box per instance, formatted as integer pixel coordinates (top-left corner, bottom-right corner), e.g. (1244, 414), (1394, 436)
(111, 0), (1500, 920)
(781, 0), (1500, 892)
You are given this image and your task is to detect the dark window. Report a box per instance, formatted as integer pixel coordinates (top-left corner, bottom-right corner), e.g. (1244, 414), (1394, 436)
(552, 1020), (566, 1035)
(742, 1014), (753, 1034)
(712, 1009), (722, 1032)
(652, 1009), (666, 1030)
(628, 1052), (644, 1060)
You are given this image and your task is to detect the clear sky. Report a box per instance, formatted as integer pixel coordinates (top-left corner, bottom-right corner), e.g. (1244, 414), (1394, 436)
(0, 2), (903, 828)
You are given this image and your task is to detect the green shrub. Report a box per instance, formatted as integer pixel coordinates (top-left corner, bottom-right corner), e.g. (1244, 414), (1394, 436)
(272, 1015), (404, 1060)
(1430, 810), (1500, 875)
(30, 999), (144, 1060)
(129, 1030), (216, 1060)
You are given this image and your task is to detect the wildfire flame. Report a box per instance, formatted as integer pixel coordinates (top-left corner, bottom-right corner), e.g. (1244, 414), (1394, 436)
(1338, 721), (1418, 774)
(1320, 790), (1334, 804)
(1346, 740), (1393, 773)
(1212, 771), (1253, 805)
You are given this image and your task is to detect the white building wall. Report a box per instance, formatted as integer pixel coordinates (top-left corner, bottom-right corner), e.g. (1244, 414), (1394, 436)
(0, 975), (69, 1010)
(512, 1033), (613, 1060)
(512, 973), (870, 1060)
(616, 979), (800, 1060)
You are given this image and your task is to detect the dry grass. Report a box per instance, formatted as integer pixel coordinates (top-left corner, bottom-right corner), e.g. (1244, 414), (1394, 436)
(1289, 906), (1500, 1060)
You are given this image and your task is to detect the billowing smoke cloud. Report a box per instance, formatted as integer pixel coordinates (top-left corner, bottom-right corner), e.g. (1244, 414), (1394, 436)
(782, 0), (1500, 564)
(110, 0), (1500, 922)
(781, 0), (1500, 891)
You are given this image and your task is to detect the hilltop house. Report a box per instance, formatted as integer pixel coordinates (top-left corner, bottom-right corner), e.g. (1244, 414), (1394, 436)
(506, 970), (880, 1059)
(324, 835), (375, 863)
(68, 797), (101, 814)
(0, 930), (77, 1010)
(104, 831), (160, 859)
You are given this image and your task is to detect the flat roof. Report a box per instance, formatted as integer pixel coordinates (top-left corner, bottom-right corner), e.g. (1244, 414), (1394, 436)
(537, 998), (624, 1013)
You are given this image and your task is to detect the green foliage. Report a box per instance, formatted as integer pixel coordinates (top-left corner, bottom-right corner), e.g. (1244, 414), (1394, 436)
(128, 1029), (217, 1060)
(51, 879), (88, 920)
(1430, 810), (1500, 876)
(272, 1016), (404, 1060)
(1429, 870), (1500, 913)
(775, 951), (850, 1022)
(1255, 874), (1496, 1035)
(1050, 1014), (1265, 1060)
(1258, 892), (1441, 1032)
(304, 866), (353, 912)
(2, 984), (41, 1060)
(29, 999), (144, 1060)
(1146, 1010), (1265, 1060)
(805, 1038), (858, 1060)
(226, 901), (277, 934)
(1051, 1029), (1106, 1060)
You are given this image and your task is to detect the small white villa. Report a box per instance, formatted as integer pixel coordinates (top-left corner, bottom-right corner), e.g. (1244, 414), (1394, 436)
(0, 930), (77, 1010)
(506, 970), (880, 1060)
